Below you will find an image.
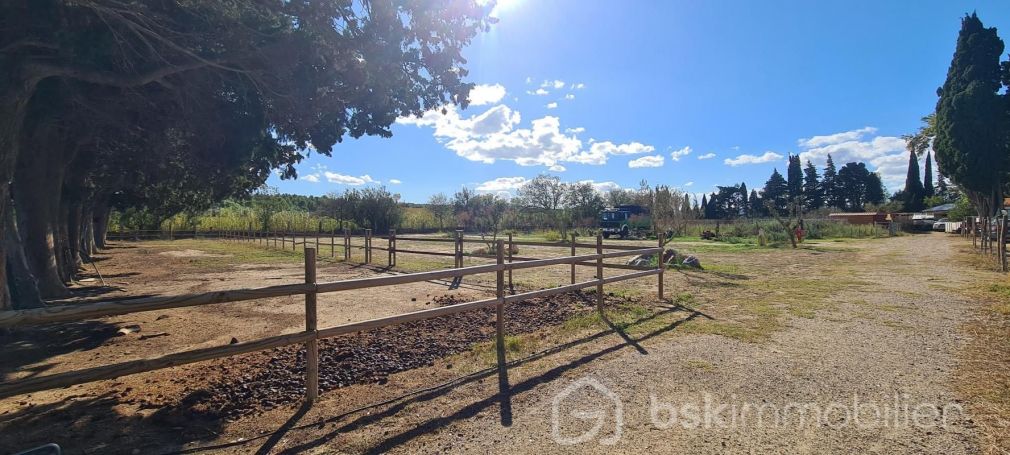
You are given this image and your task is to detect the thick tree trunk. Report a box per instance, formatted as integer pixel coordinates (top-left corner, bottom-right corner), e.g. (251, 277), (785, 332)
(81, 205), (95, 259)
(93, 200), (110, 249)
(66, 202), (83, 272)
(13, 149), (69, 297)
(0, 79), (41, 309)
(5, 207), (44, 309)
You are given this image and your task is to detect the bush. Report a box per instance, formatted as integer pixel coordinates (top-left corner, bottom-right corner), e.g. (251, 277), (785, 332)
(542, 230), (562, 242)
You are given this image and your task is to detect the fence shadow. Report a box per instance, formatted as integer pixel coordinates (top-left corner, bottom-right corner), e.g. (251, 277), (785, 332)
(173, 303), (702, 454)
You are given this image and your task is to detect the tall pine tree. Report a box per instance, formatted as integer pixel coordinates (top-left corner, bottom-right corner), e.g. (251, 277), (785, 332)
(803, 160), (822, 209)
(740, 182), (749, 217)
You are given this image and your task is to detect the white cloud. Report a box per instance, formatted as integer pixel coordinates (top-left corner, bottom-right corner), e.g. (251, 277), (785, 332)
(546, 102), (558, 109)
(549, 164), (567, 172)
(540, 79), (565, 89)
(796, 128), (908, 190)
(697, 152), (717, 160)
(388, 179), (402, 185)
(628, 155), (665, 168)
(565, 127), (585, 134)
(669, 146), (692, 161)
(397, 99), (654, 169)
(525, 76), (532, 84)
(528, 88), (550, 96)
(571, 83), (586, 89)
(302, 173), (320, 183)
(476, 176), (528, 192)
(564, 94), (575, 100)
(324, 172), (378, 185)
(468, 84), (507, 106)
(798, 126), (878, 148)
(579, 180), (621, 193)
(724, 151), (784, 166)
(684, 181), (694, 187)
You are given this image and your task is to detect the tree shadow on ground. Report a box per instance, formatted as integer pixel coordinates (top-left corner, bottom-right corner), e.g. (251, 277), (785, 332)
(0, 321), (121, 380)
(177, 303), (707, 454)
(0, 390), (225, 454)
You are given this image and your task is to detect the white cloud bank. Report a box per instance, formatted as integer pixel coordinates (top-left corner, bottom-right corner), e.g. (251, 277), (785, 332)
(796, 127), (907, 190)
(468, 84), (507, 106)
(477, 176), (529, 192)
(697, 152), (716, 160)
(628, 155), (664, 168)
(388, 179), (402, 185)
(724, 151), (784, 166)
(324, 172), (378, 186)
(397, 93), (655, 170)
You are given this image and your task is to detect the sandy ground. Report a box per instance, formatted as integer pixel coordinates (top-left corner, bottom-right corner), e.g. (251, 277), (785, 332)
(0, 232), (999, 454)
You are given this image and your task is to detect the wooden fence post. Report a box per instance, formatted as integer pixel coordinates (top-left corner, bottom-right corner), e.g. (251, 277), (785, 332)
(365, 229), (372, 263)
(507, 233), (515, 295)
(1001, 216), (1007, 272)
(596, 234), (604, 316)
(570, 233), (576, 285)
(331, 228), (336, 258)
(494, 239), (509, 400)
(658, 232), (665, 300)
(304, 247), (319, 403)
(316, 221), (321, 252)
(389, 229), (396, 267)
(455, 229), (463, 268)
(344, 227), (350, 261)
(168, 222), (174, 241)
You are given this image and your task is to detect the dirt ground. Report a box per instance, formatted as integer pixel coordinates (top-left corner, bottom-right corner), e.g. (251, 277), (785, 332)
(0, 232), (1005, 454)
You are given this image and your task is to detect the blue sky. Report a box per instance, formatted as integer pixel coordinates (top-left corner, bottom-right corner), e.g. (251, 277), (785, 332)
(267, 0), (1010, 203)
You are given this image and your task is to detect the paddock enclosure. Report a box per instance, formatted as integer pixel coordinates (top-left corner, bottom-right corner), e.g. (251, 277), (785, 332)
(0, 231), (666, 415)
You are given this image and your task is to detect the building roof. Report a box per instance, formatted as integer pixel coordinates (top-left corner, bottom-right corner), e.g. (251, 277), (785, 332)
(924, 203), (956, 213)
(828, 212), (884, 216)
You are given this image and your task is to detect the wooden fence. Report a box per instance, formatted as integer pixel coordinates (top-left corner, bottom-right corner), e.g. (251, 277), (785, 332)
(960, 215), (1008, 272)
(0, 236), (664, 411)
(106, 228), (663, 292)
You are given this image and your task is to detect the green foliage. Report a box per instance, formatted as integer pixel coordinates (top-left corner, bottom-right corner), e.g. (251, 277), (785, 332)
(934, 13), (1009, 216)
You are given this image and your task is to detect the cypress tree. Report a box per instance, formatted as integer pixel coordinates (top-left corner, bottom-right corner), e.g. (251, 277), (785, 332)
(803, 160), (822, 209)
(902, 150), (925, 211)
(749, 189), (763, 217)
(923, 150), (934, 197)
(740, 182), (749, 216)
(934, 13), (1009, 217)
(786, 155), (803, 200)
(700, 194), (709, 219)
(763, 169), (789, 214)
(822, 154), (839, 209)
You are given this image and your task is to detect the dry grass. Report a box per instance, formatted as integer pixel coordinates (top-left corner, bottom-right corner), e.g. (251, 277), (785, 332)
(956, 282), (1010, 454)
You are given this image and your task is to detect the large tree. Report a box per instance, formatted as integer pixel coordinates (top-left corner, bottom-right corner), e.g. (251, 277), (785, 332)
(0, 1), (492, 308)
(901, 150), (925, 212)
(803, 160), (822, 210)
(763, 169), (790, 214)
(934, 13), (1009, 218)
(786, 155), (803, 200)
(822, 154), (840, 209)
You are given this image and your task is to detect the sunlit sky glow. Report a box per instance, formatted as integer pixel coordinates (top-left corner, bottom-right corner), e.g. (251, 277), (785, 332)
(267, 0), (1010, 202)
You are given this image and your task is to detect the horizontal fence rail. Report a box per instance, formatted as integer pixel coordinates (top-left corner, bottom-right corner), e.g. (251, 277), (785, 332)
(0, 237), (666, 402)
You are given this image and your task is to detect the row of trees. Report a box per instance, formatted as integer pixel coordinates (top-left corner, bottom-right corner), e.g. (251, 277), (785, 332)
(0, 1), (492, 308)
(698, 155), (887, 220)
